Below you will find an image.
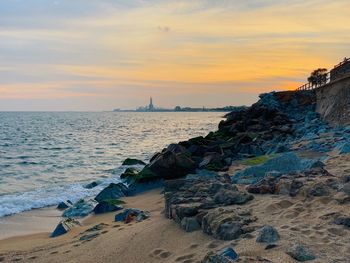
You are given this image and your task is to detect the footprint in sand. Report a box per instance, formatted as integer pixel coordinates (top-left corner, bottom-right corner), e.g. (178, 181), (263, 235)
(175, 253), (195, 262)
(160, 251), (172, 259)
(327, 227), (345, 236)
(189, 244), (199, 249)
(149, 248), (172, 259)
(207, 241), (220, 249)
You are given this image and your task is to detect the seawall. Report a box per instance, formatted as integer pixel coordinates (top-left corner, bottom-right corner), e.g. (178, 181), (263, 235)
(316, 73), (350, 125)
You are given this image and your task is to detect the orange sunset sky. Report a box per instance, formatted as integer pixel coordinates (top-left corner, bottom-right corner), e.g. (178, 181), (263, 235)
(0, 0), (349, 110)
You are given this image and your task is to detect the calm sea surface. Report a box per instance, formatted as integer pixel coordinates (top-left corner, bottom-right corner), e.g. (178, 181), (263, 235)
(0, 112), (223, 217)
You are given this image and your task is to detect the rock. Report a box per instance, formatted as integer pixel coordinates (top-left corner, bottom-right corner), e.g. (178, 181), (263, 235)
(265, 244), (278, 250)
(220, 247), (238, 261)
(286, 244), (316, 262)
(336, 141), (350, 154)
(85, 223), (107, 232)
(57, 201), (71, 210)
(175, 204), (200, 221)
(202, 207), (257, 240)
(232, 152), (320, 184)
(256, 226), (280, 244)
(334, 216), (350, 227)
(214, 189), (254, 205)
(115, 208), (150, 223)
(79, 233), (99, 241)
(62, 199), (97, 218)
(51, 218), (81, 238)
(122, 158), (146, 166)
(246, 176), (278, 194)
(199, 152), (226, 171)
(84, 181), (99, 189)
(137, 144), (196, 182)
(202, 247), (238, 262)
(181, 217), (201, 232)
(307, 182), (330, 197)
(120, 167), (139, 180)
(95, 183), (128, 202)
(93, 199), (124, 214)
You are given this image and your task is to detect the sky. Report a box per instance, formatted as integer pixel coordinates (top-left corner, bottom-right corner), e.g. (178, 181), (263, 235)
(0, 0), (349, 111)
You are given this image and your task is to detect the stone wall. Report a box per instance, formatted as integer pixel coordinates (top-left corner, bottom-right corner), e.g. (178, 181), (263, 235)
(330, 60), (350, 82)
(316, 73), (350, 125)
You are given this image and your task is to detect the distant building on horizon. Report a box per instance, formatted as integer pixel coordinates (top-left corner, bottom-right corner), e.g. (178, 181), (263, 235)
(148, 97), (154, 111)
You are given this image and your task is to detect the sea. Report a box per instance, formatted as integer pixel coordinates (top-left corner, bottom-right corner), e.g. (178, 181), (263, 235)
(0, 112), (223, 217)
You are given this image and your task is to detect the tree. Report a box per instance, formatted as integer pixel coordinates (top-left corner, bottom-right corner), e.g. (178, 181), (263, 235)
(307, 68), (328, 86)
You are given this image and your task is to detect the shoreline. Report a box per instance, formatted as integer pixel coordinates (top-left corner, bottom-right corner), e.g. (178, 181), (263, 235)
(0, 206), (62, 240)
(0, 189), (220, 263)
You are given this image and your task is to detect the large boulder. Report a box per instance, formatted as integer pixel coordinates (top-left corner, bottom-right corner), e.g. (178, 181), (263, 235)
(232, 152), (320, 184)
(95, 183), (128, 202)
(51, 218), (81, 238)
(62, 199), (97, 218)
(93, 199), (124, 214)
(202, 207), (257, 240)
(120, 167), (139, 181)
(137, 144), (196, 182)
(122, 158), (146, 166)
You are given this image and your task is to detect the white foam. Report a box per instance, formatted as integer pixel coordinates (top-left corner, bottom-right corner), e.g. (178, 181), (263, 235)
(0, 177), (121, 217)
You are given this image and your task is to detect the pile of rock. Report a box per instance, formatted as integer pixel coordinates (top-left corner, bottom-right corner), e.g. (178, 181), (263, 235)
(164, 177), (256, 239)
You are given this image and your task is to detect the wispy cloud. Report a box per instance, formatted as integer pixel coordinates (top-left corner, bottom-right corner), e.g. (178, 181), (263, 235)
(0, 0), (349, 110)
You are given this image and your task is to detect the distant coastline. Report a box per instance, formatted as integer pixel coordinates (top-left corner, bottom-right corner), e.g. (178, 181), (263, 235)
(113, 97), (247, 112)
(112, 106), (246, 112)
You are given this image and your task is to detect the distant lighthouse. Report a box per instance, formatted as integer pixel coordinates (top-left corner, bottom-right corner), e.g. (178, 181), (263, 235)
(148, 97), (154, 111)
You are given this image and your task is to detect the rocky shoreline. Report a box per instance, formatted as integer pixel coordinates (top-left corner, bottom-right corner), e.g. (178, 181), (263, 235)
(2, 90), (350, 262)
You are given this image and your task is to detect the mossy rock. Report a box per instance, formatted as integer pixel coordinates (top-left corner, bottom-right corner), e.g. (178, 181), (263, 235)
(122, 158), (146, 166)
(241, 155), (273, 166)
(135, 167), (160, 183)
(204, 162), (225, 171)
(120, 167), (139, 179)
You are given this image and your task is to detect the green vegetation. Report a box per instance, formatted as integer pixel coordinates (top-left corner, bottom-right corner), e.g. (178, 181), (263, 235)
(241, 155), (273, 166)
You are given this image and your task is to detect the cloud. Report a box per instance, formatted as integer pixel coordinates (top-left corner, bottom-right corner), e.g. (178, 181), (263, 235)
(157, 26), (170, 33)
(0, 0), (349, 110)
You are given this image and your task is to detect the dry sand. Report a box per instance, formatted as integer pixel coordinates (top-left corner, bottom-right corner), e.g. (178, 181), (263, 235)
(1, 154), (349, 263)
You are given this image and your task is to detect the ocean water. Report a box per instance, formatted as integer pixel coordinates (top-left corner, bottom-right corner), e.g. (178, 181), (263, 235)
(0, 112), (223, 217)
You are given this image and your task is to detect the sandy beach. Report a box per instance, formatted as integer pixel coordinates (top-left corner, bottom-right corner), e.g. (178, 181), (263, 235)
(1, 151), (349, 263)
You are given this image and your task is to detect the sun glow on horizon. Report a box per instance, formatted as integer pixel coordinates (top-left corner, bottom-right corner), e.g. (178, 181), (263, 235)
(0, 0), (349, 110)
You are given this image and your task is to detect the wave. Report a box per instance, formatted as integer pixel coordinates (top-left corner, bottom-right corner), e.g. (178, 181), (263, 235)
(0, 176), (121, 218)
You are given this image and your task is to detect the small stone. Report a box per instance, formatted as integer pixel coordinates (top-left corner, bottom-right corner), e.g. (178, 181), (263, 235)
(79, 233), (99, 241)
(57, 201), (71, 210)
(51, 218), (81, 238)
(287, 244), (316, 262)
(256, 226), (280, 244)
(265, 244), (278, 250)
(84, 181), (99, 189)
(220, 247), (238, 261)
